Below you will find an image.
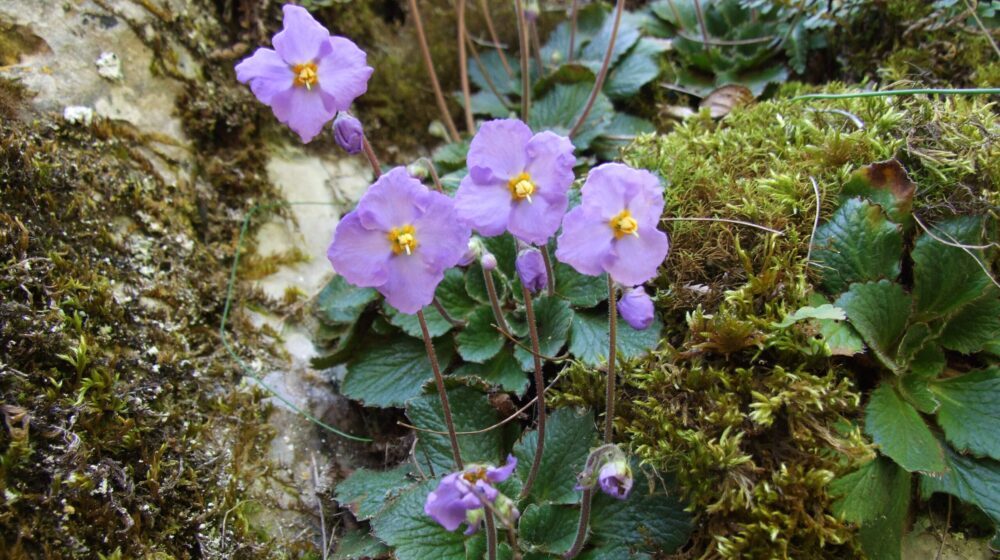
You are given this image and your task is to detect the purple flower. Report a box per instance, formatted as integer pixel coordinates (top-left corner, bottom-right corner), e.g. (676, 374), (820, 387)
(425, 455), (518, 534)
(333, 112), (364, 154)
(235, 4), (373, 143)
(327, 168), (471, 314)
(516, 247), (548, 293)
(555, 163), (669, 286)
(618, 286), (654, 330)
(455, 119), (575, 245)
(597, 459), (633, 500)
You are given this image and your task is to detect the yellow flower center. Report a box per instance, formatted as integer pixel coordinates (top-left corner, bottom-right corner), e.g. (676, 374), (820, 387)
(507, 172), (536, 202)
(388, 225), (418, 255)
(610, 210), (639, 239)
(293, 62), (319, 89)
(462, 467), (488, 484)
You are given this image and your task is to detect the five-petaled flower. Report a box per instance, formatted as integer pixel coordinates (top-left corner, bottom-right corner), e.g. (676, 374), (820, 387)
(327, 167), (471, 314)
(235, 4), (373, 143)
(555, 163), (669, 286)
(425, 455), (519, 534)
(455, 119), (575, 245)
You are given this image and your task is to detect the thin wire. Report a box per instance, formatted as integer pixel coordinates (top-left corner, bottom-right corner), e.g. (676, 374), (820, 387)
(661, 216), (784, 235)
(790, 88), (1000, 101)
(220, 201), (373, 442)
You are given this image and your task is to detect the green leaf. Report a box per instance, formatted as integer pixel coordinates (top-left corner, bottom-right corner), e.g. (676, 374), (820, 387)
(912, 217), (988, 320)
(452, 347), (529, 397)
(554, 262), (608, 308)
(840, 159), (916, 224)
(459, 89), (513, 119)
(334, 465), (412, 520)
(812, 198), (903, 293)
(513, 408), (597, 505)
(431, 139), (471, 173)
(469, 50), (520, 97)
(371, 479), (469, 560)
(588, 465), (692, 554)
(931, 368), (1000, 460)
(434, 267), (480, 320)
(456, 306), (506, 363)
(569, 308), (663, 367)
(518, 503), (579, 555)
(773, 303), (846, 328)
(864, 383), (946, 473)
(343, 337), (454, 408)
(315, 275), (377, 325)
(817, 318), (865, 356)
(909, 342), (946, 381)
(332, 528), (390, 560)
(466, 262), (510, 306)
(580, 11), (643, 70)
(830, 457), (911, 560)
(515, 296), (574, 371)
(529, 82), (613, 150)
(407, 385), (505, 474)
(591, 113), (656, 161)
(386, 303), (453, 338)
(481, 234), (519, 280)
(605, 38), (665, 99)
(938, 294), (1000, 354)
(899, 373), (939, 415)
(920, 445), (1000, 532)
(835, 280), (911, 371)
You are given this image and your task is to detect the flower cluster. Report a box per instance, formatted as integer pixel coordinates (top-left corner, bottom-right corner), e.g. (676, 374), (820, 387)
(424, 455), (520, 534)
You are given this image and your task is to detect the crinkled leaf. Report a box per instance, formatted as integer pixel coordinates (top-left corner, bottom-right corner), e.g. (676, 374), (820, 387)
(482, 234), (519, 279)
(452, 347), (529, 397)
(514, 408), (597, 505)
(469, 49), (520, 97)
(431, 139), (471, 173)
(554, 263), (608, 308)
(931, 368), (1000, 460)
(817, 318), (865, 356)
(938, 294), (1000, 354)
(813, 198), (903, 293)
(456, 306), (506, 363)
(605, 38), (665, 99)
(835, 280), (911, 371)
(466, 262), (510, 306)
(343, 337), (453, 408)
(899, 373), (939, 415)
(529, 82), (613, 150)
(371, 479), (468, 560)
(897, 323), (933, 366)
(864, 383), (945, 473)
(580, 11), (643, 70)
(332, 528), (390, 560)
(515, 296), (574, 371)
(591, 113), (656, 161)
(920, 445), (1000, 533)
(407, 385), (505, 474)
(458, 89), (512, 119)
(518, 503), (579, 555)
(335, 465), (413, 520)
(569, 308), (663, 367)
(774, 304), (846, 328)
(385, 303), (453, 338)
(315, 275), (378, 325)
(840, 159), (916, 224)
(830, 457), (911, 560)
(912, 217), (988, 320)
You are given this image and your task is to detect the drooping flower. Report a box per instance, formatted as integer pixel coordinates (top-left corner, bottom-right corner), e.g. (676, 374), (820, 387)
(555, 163), (669, 286)
(455, 119), (575, 245)
(333, 112), (364, 154)
(425, 455), (519, 534)
(327, 167), (471, 314)
(618, 286), (654, 330)
(597, 459), (633, 500)
(235, 4), (373, 143)
(516, 247), (548, 293)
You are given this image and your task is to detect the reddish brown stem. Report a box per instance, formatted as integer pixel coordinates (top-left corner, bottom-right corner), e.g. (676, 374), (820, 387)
(568, 0), (624, 139)
(478, 0), (514, 77)
(514, 0), (531, 121)
(408, 0), (461, 142)
(361, 135), (381, 178)
(568, 0), (580, 62)
(417, 310), (463, 469)
(519, 285), (547, 499)
(457, 0), (476, 134)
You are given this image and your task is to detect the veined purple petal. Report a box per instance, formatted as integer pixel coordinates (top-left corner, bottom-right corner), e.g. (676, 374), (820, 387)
(316, 36), (374, 112)
(272, 4), (331, 65)
(486, 454), (518, 482)
(326, 212), (391, 287)
(524, 131), (575, 206)
(618, 286), (655, 330)
(555, 205), (614, 277)
(235, 48), (293, 104)
(516, 248), (548, 292)
(425, 472), (475, 532)
(454, 175), (513, 237)
(508, 189), (565, 245)
(270, 86), (336, 143)
(603, 225), (669, 286)
(597, 461), (633, 500)
(412, 192), (473, 270)
(380, 252), (444, 314)
(466, 119), (531, 183)
(356, 168), (427, 231)
(333, 112), (364, 154)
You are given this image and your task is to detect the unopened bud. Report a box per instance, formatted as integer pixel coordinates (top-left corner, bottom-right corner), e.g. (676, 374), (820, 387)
(333, 113), (364, 154)
(481, 252), (498, 271)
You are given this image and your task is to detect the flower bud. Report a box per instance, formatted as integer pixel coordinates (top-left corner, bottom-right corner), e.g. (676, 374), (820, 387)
(618, 286), (654, 330)
(459, 237), (485, 266)
(407, 161), (430, 179)
(333, 113), (364, 154)
(516, 247), (547, 293)
(523, 0), (540, 21)
(481, 252), (498, 271)
(597, 458), (633, 500)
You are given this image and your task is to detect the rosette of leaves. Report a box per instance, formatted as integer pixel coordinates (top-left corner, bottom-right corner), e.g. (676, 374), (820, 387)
(457, 2), (664, 159)
(333, 403), (691, 559)
(649, 0), (834, 95)
(802, 159), (1000, 559)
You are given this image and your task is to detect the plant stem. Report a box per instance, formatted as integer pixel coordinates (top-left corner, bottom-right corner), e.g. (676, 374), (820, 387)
(530, 19), (545, 72)
(568, 0), (579, 62)
(540, 245), (555, 297)
(790, 87), (1000, 101)
(484, 510), (498, 560)
(417, 310), (464, 469)
(482, 266), (512, 338)
(519, 285), (546, 499)
(361, 135), (381, 178)
(692, 0), (710, 50)
(408, 0), (461, 142)
(605, 276), (618, 442)
(514, 0), (531, 121)
(465, 31), (514, 110)
(433, 296), (466, 328)
(457, 0), (476, 134)
(568, 0), (624, 138)
(478, 0), (514, 77)
(563, 488), (593, 559)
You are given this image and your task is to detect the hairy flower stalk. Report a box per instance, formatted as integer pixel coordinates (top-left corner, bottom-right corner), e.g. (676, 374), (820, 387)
(514, 0), (531, 121)
(568, 0), (625, 138)
(482, 258), (511, 338)
(418, 309), (464, 469)
(478, 0), (514, 77)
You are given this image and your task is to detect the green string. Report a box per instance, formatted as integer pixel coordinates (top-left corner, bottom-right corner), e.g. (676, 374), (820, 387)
(220, 201), (373, 443)
(790, 87), (1000, 101)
